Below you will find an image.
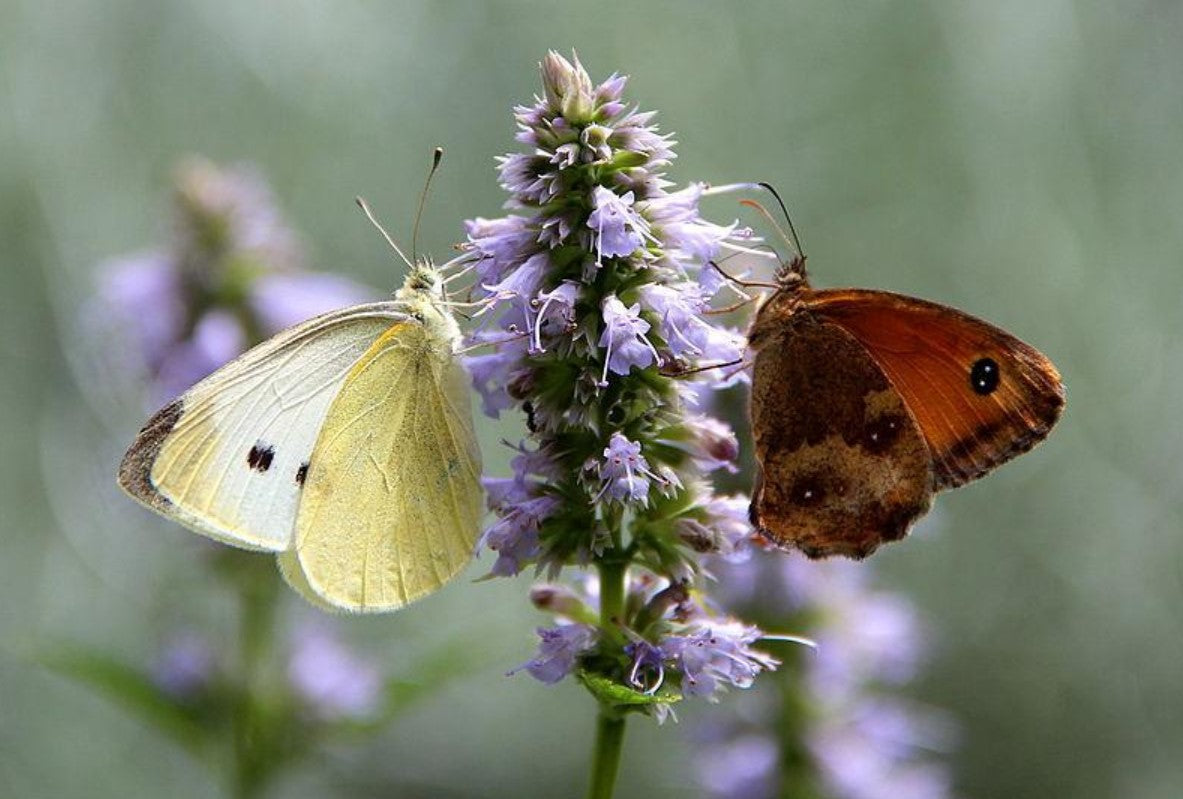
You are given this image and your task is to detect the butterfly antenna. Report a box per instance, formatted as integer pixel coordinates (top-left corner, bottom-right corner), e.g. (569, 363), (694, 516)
(756, 182), (806, 262)
(740, 199), (807, 283)
(412, 146), (444, 265)
(355, 196), (414, 270)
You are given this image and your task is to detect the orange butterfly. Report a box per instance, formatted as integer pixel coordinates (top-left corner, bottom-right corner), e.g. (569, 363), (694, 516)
(746, 230), (1064, 559)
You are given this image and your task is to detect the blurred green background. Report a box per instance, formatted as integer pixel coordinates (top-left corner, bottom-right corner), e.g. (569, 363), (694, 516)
(3, 1), (1181, 796)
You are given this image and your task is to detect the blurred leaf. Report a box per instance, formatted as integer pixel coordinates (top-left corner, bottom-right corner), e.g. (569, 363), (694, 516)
(384, 639), (483, 712)
(41, 645), (215, 758)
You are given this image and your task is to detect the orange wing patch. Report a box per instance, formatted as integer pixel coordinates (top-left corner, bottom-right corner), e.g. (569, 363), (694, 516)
(806, 289), (1065, 489)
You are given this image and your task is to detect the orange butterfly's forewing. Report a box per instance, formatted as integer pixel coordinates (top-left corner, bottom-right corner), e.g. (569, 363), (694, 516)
(803, 288), (1065, 490)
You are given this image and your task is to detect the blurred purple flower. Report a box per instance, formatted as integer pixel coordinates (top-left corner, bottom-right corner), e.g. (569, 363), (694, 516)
(288, 623), (383, 720)
(694, 734), (779, 799)
(171, 157), (302, 273)
(154, 310), (246, 400)
(248, 272), (373, 335)
(693, 552), (957, 799)
(152, 631), (216, 700)
(676, 494), (756, 561)
(95, 253), (186, 369)
(92, 158), (376, 407)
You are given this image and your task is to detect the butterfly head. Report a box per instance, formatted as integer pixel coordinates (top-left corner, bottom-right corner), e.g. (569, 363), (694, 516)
(774, 251), (809, 293)
(396, 260), (462, 351)
(399, 260), (444, 299)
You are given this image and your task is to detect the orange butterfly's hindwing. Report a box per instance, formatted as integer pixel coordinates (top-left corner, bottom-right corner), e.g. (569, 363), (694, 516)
(749, 312), (934, 558)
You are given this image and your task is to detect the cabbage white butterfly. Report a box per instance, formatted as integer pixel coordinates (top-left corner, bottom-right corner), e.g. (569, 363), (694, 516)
(119, 180), (482, 613)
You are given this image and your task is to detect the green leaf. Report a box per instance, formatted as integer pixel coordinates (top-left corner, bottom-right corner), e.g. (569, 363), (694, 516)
(41, 646), (215, 756)
(578, 670), (682, 711)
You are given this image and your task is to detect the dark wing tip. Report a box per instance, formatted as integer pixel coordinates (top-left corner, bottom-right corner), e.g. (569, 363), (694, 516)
(117, 398), (183, 509)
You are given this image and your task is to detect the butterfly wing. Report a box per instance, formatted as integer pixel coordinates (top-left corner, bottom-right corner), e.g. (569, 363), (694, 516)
(749, 313), (934, 558)
(289, 321), (482, 613)
(806, 288), (1065, 489)
(118, 303), (407, 550)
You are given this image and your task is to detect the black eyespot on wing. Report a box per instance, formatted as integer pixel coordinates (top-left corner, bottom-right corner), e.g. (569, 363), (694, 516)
(295, 462), (309, 486)
(970, 357), (1000, 395)
(861, 413), (905, 455)
(248, 442), (275, 473)
(790, 473), (826, 507)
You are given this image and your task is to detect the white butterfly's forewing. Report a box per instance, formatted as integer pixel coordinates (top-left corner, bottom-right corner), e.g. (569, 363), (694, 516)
(118, 302), (408, 551)
(289, 320), (483, 612)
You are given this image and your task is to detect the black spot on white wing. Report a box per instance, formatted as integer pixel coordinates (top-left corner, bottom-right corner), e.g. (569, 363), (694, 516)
(296, 461), (309, 487)
(248, 442), (276, 472)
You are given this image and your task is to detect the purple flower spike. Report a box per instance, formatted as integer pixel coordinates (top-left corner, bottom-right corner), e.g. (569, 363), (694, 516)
(460, 53), (782, 719)
(695, 735), (779, 799)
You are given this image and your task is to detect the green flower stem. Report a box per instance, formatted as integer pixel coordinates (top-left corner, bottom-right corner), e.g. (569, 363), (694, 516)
(598, 559), (626, 628)
(586, 708), (627, 799)
(229, 555), (279, 799)
(587, 557), (628, 799)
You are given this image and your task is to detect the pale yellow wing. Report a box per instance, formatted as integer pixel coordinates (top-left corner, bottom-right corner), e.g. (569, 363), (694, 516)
(118, 303), (407, 551)
(290, 321), (483, 612)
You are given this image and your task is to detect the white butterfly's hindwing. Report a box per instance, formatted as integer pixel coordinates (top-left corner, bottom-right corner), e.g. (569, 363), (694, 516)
(118, 302), (409, 551)
(289, 321), (483, 613)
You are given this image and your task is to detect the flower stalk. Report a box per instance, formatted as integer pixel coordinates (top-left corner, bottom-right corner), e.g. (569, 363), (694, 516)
(466, 52), (781, 796)
(587, 707), (628, 799)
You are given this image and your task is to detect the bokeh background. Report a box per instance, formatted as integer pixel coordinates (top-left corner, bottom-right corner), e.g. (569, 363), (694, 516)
(3, 1), (1181, 797)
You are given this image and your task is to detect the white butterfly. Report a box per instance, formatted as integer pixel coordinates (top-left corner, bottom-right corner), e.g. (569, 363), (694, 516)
(119, 257), (483, 614)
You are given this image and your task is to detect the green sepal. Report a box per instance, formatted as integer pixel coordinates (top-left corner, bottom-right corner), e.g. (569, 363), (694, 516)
(578, 670), (682, 712)
(599, 150), (650, 173)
